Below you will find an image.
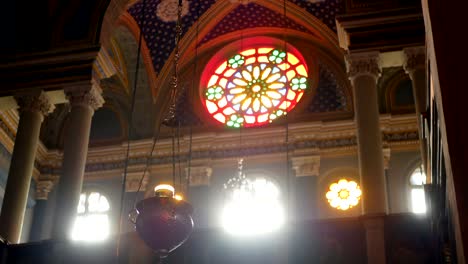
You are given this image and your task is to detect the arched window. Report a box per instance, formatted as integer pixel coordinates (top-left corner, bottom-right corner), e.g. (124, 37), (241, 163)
(221, 177), (284, 236)
(71, 191), (111, 241)
(202, 46), (309, 127)
(409, 167), (426, 213)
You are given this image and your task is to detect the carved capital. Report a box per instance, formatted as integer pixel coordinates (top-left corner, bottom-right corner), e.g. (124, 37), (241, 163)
(345, 52), (381, 81)
(186, 166), (212, 186)
(383, 148), (391, 170)
(291, 156), (321, 177)
(65, 81), (104, 110)
(35, 180), (54, 200)
(125, 172), (149, 192)
(15, 92), (55, 116)
(403, 47), (426, 75)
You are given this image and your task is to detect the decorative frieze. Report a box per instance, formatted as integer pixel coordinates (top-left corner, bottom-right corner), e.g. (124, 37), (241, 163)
(186, 166), (212, 186)
(403, 47), (426, 75)
(65, 81), (104, 110)
(345, 52), (382, 81)
(14, 92), (55, 116)
(37, 129), (420, 176)
(35, 180), (54, 200)
(291, 156), (321, 177)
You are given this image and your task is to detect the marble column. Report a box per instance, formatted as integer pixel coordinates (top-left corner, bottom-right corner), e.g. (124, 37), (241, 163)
(0, 92), (53, 243)
(403, 47), (428, 179)
(291, 155), (320, 221)
(346, 52), (387, 264)
(51, 84), (104, 240)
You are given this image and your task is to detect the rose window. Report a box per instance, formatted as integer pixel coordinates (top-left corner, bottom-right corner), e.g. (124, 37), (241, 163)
(326, 179), (362, 211)
(203, 47), (309, 127)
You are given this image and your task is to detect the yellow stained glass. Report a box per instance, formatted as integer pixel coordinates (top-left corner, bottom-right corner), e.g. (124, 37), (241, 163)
(216, 61), (227, 74)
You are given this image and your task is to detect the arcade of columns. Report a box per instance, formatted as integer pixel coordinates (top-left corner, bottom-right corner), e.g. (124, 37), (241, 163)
(0, 47), (426, 264)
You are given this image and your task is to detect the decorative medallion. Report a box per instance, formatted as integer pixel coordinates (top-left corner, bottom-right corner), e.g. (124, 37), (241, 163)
(203, 47), (309, 127)
(156, 0), (190, 23)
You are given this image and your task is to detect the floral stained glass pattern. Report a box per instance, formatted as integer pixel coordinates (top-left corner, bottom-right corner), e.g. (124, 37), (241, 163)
(326, 179), (362, 211)
(203, 47), (309, 127)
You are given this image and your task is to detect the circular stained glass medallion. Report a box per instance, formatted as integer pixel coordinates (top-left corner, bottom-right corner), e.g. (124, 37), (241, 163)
(203, 47), (309, 127)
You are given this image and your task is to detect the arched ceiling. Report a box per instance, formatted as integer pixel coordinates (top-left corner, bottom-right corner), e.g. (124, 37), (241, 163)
(127, 0), (344, 74)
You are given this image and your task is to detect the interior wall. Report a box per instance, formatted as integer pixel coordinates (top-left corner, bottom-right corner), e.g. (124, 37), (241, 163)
(318, 154), (360, 219)
(387, 150), (421, 213)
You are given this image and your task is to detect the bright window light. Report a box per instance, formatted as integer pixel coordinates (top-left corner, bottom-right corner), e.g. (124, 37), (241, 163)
(71, 192), (110, 242)
(410, 167), (426, 214)
(326, 179), (362, 211)
(221, 177), (284, 236)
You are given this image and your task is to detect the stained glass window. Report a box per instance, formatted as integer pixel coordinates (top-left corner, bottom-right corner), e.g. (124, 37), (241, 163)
(203, 47), (309, 127)
(326, 179), (362, 211)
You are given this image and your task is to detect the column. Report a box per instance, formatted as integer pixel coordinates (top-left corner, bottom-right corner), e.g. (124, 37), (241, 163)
(291, 155), (320, 221)
(29, 180), (54, 241)
(187, 165), (212, 228)
(291, 155), (320, 264)
(346, 52), (387, 264)
(186, 165), (212, 263)
(382, 148), (392, 212)
(403, 47), (428, 179)
(0, 92), (53, 243)
(51, 84), (104, 240)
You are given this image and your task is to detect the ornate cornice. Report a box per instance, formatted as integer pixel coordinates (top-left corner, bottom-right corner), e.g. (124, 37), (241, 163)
(14, 92), (55, 116)
(345, 52), (382, 81)
(403, 46), (426, 75)
(65, 82), (104, 110)
(31, 115), (420, 179)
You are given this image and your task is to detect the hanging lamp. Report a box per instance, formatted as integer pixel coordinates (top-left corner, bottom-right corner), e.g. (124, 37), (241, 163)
(126, 0), (194, 259)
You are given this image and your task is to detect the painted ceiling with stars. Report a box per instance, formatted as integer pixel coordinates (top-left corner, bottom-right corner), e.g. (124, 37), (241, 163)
(128, 0), (344, 73)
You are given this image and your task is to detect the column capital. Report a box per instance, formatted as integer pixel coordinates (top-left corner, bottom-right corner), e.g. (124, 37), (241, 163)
(345, 52), (382, 81)
(64, 81), (104, 110)
(383, 147), (391, 170)
(186, 166), (212, 186)
(403, 46), (426, 75)
(35, 180), (54, 200)
(291, 155), (321, 177)
(125, 172), (149, 192)
(14, 92), (55, 116)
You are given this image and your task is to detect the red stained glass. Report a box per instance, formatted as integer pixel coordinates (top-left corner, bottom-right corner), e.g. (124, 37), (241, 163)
(203, 47), (309, 128)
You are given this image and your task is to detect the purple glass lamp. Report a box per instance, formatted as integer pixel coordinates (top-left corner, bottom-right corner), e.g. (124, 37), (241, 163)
(130, 185), (194, 258)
